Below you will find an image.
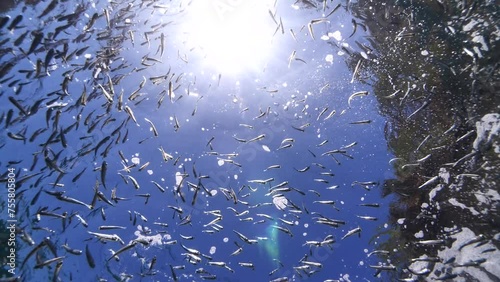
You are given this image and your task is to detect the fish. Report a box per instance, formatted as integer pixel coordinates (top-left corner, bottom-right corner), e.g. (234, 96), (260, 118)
(418, 176), (439, 189)
(159, 146), (173, 162)
(124, 105), (138, 125)
(108, 241), (138, 261)
(27, 31), (44, 55)
(173, 114), (180, 131)
(342, 227), (362, 240)
(61, 243), (83, 255)
(349, 19), (357, 38)
(288, 50), (296, 68)
(348, 91), (369, 107)
(349, 119), (372, 125)
(316, 107), (328, 121)
(39, 0), (58, 18)
(356, 215), (378, 221)
(0, 16), (9, 30)
(20, 239), (47, 268)
(151, 181), (165, 193)
(74, 214), (88, 228)
(144, 118), (158, 137)
(369, 264), (396, 271)
(55, 195), (92, 209)
(307, 18), (328, 40)
(272, 225), (293, 237)
(99, 225), (126, 230)
(277, 143), (292, 150)
(34, 256), (65, 269)
(128, 175), (140, 189)
(264, 164), (281, 171)
(294, 166), (310, 172)
(8, 15), (22, 32)
(101, 161), (107, 189)
(238, 262), (255, 269)
(301, 260), (322, 268)
(359, 203), (380, 208)
(8, 96), (29, 116)
(87, 231), (124, 245)
(85, 244), (95, 268)
(98, 84), (114, 103)
(458, 234), (485, 251)
(415, 239), (446, 246)
(246, 134), (266, 143)
(317, 140), (328, 147)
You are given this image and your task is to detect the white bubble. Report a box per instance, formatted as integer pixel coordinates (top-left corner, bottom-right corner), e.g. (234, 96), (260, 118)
(147, 170), (153, 175)
(262, 145), (270, 152)
(421, 50), (429, 56)
(223, 237), (229, 243)
(325, 54), (334, 64)
(175, 172), (183, 186)
(131, 157), (140, 165)
(217, 159), (225, 166)
(209, 246), (216, 255)
(328, 31), (342, 41)
(210, 190), (217, 196)
(273, 196), (288, 210)
(303, 232), (307, 236)
(414, 230), (424, 238)
(234, 174), (238, 180)
(304, 223), (309, 228)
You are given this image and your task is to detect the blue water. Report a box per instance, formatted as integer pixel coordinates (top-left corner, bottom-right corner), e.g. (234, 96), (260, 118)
(0, 1), (398, 281)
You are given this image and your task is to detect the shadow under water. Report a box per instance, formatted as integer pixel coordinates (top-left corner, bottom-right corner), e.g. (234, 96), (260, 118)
(349, 0), (500, 280)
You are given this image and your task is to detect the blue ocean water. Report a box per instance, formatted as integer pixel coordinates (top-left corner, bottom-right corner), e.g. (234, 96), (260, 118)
(1, 0), (498, 282)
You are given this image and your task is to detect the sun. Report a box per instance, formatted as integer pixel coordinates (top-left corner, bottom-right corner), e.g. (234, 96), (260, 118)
(181, 0), (277, 75)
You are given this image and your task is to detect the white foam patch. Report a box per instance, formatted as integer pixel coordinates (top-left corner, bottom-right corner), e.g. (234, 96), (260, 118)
(427, 227), (500, 281)
(448, 198), (480, 215)
(133, 228), (164, 247)
(175, 172), (183, 186)
(325, 54), (334, 63)
(414, 230), (424, 238)
(273, 196), (288, 210)
(328, 31), (342, 41)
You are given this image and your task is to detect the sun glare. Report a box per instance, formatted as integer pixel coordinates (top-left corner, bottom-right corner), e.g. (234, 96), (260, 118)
(182, 1), (277, 74)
